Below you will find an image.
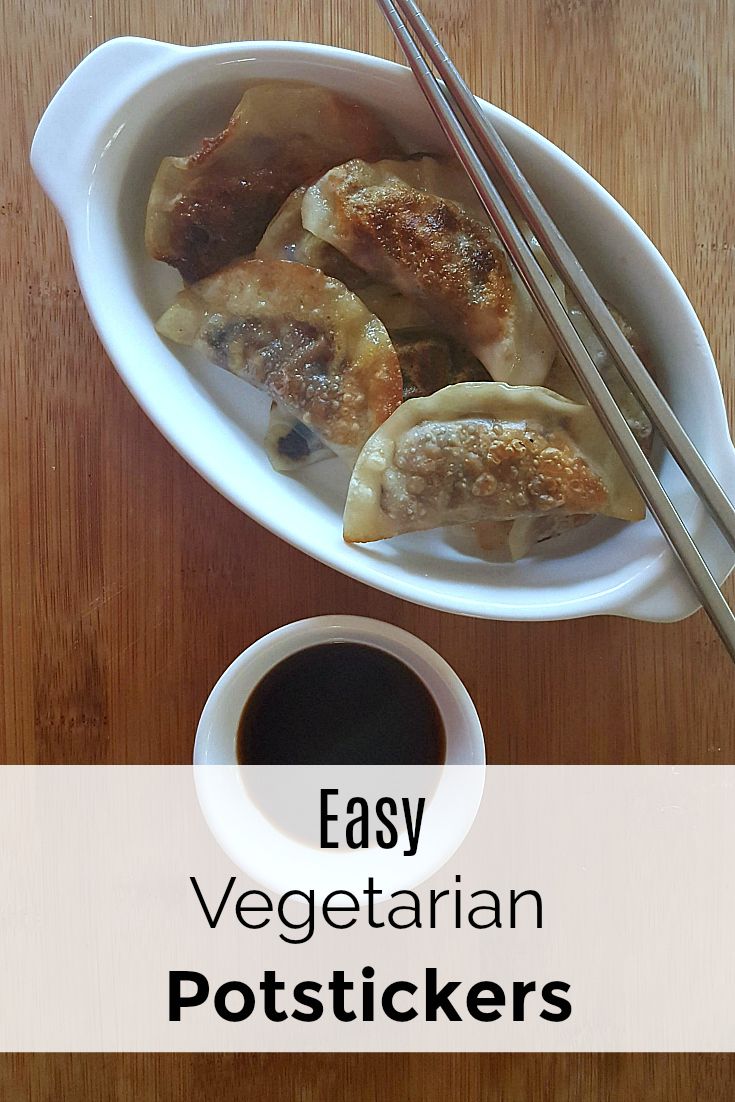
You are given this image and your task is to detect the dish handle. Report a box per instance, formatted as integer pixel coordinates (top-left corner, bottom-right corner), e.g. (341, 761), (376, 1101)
(30, 37), (185, 220)
(612, 437), (735, 624)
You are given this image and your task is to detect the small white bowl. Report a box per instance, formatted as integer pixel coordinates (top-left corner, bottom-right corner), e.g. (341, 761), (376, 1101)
(194, 615), (485, 766)
(193, 616), (485, 897)
(31, 37), (735, 622)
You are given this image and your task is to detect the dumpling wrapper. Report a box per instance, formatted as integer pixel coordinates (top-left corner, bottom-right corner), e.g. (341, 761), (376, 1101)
(343, 382), (645, 543)
(156, 258), (403, 460)
(145, 82), (397, 283)
(302, 157), (562, 386)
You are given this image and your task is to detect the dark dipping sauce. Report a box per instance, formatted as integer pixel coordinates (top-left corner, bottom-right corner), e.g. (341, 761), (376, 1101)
(237, 642), (445, 765)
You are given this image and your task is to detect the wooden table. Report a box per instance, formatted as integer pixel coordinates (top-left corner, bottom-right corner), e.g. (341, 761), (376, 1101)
(2, 0), (734, 1095)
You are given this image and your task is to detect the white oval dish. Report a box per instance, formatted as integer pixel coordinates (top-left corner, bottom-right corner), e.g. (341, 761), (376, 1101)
(31, 37), (735, 622)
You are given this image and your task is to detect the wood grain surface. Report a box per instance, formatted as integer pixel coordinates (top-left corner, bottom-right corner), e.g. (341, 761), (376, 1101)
(1, 0), (734, 1095)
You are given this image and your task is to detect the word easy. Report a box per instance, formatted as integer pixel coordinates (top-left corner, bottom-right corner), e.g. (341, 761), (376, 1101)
(320, 788), (425, 857)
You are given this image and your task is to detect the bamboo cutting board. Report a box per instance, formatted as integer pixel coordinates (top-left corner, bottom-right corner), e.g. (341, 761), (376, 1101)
(1, 0), (734, 1095)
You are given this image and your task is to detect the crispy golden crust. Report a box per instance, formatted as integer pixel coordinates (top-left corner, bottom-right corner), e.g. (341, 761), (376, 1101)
(382, 419), (608, 529)
(306, 161), (515, 342)
(145, 84), (397, 283)
(156, 259), (403, 453)
(342, 382), (645, 543)
(150, 168), (277, 284)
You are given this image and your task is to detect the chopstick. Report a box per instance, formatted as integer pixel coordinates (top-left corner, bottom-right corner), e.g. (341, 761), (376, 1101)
(389, 0), (735, 555)
(377, 0), (735, 661)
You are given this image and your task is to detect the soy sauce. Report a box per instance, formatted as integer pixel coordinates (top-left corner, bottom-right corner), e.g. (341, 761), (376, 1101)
(237, 643), (445, 765)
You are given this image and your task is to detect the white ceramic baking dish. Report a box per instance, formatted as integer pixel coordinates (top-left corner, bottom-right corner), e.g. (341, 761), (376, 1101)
(31, 37), (735, 622)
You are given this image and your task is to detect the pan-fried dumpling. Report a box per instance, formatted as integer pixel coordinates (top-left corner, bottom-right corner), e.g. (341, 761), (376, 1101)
(303, 158), (562, 385)
(145, 83), (397, 283)
(343, 382), (644, 543)
(264, 402), (334, 472)
(156, 258), (403, 459)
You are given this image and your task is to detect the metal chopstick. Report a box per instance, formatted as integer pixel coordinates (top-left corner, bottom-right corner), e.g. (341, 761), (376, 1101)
(376, 0), (735, 660)
(391, 0), (735, 555)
